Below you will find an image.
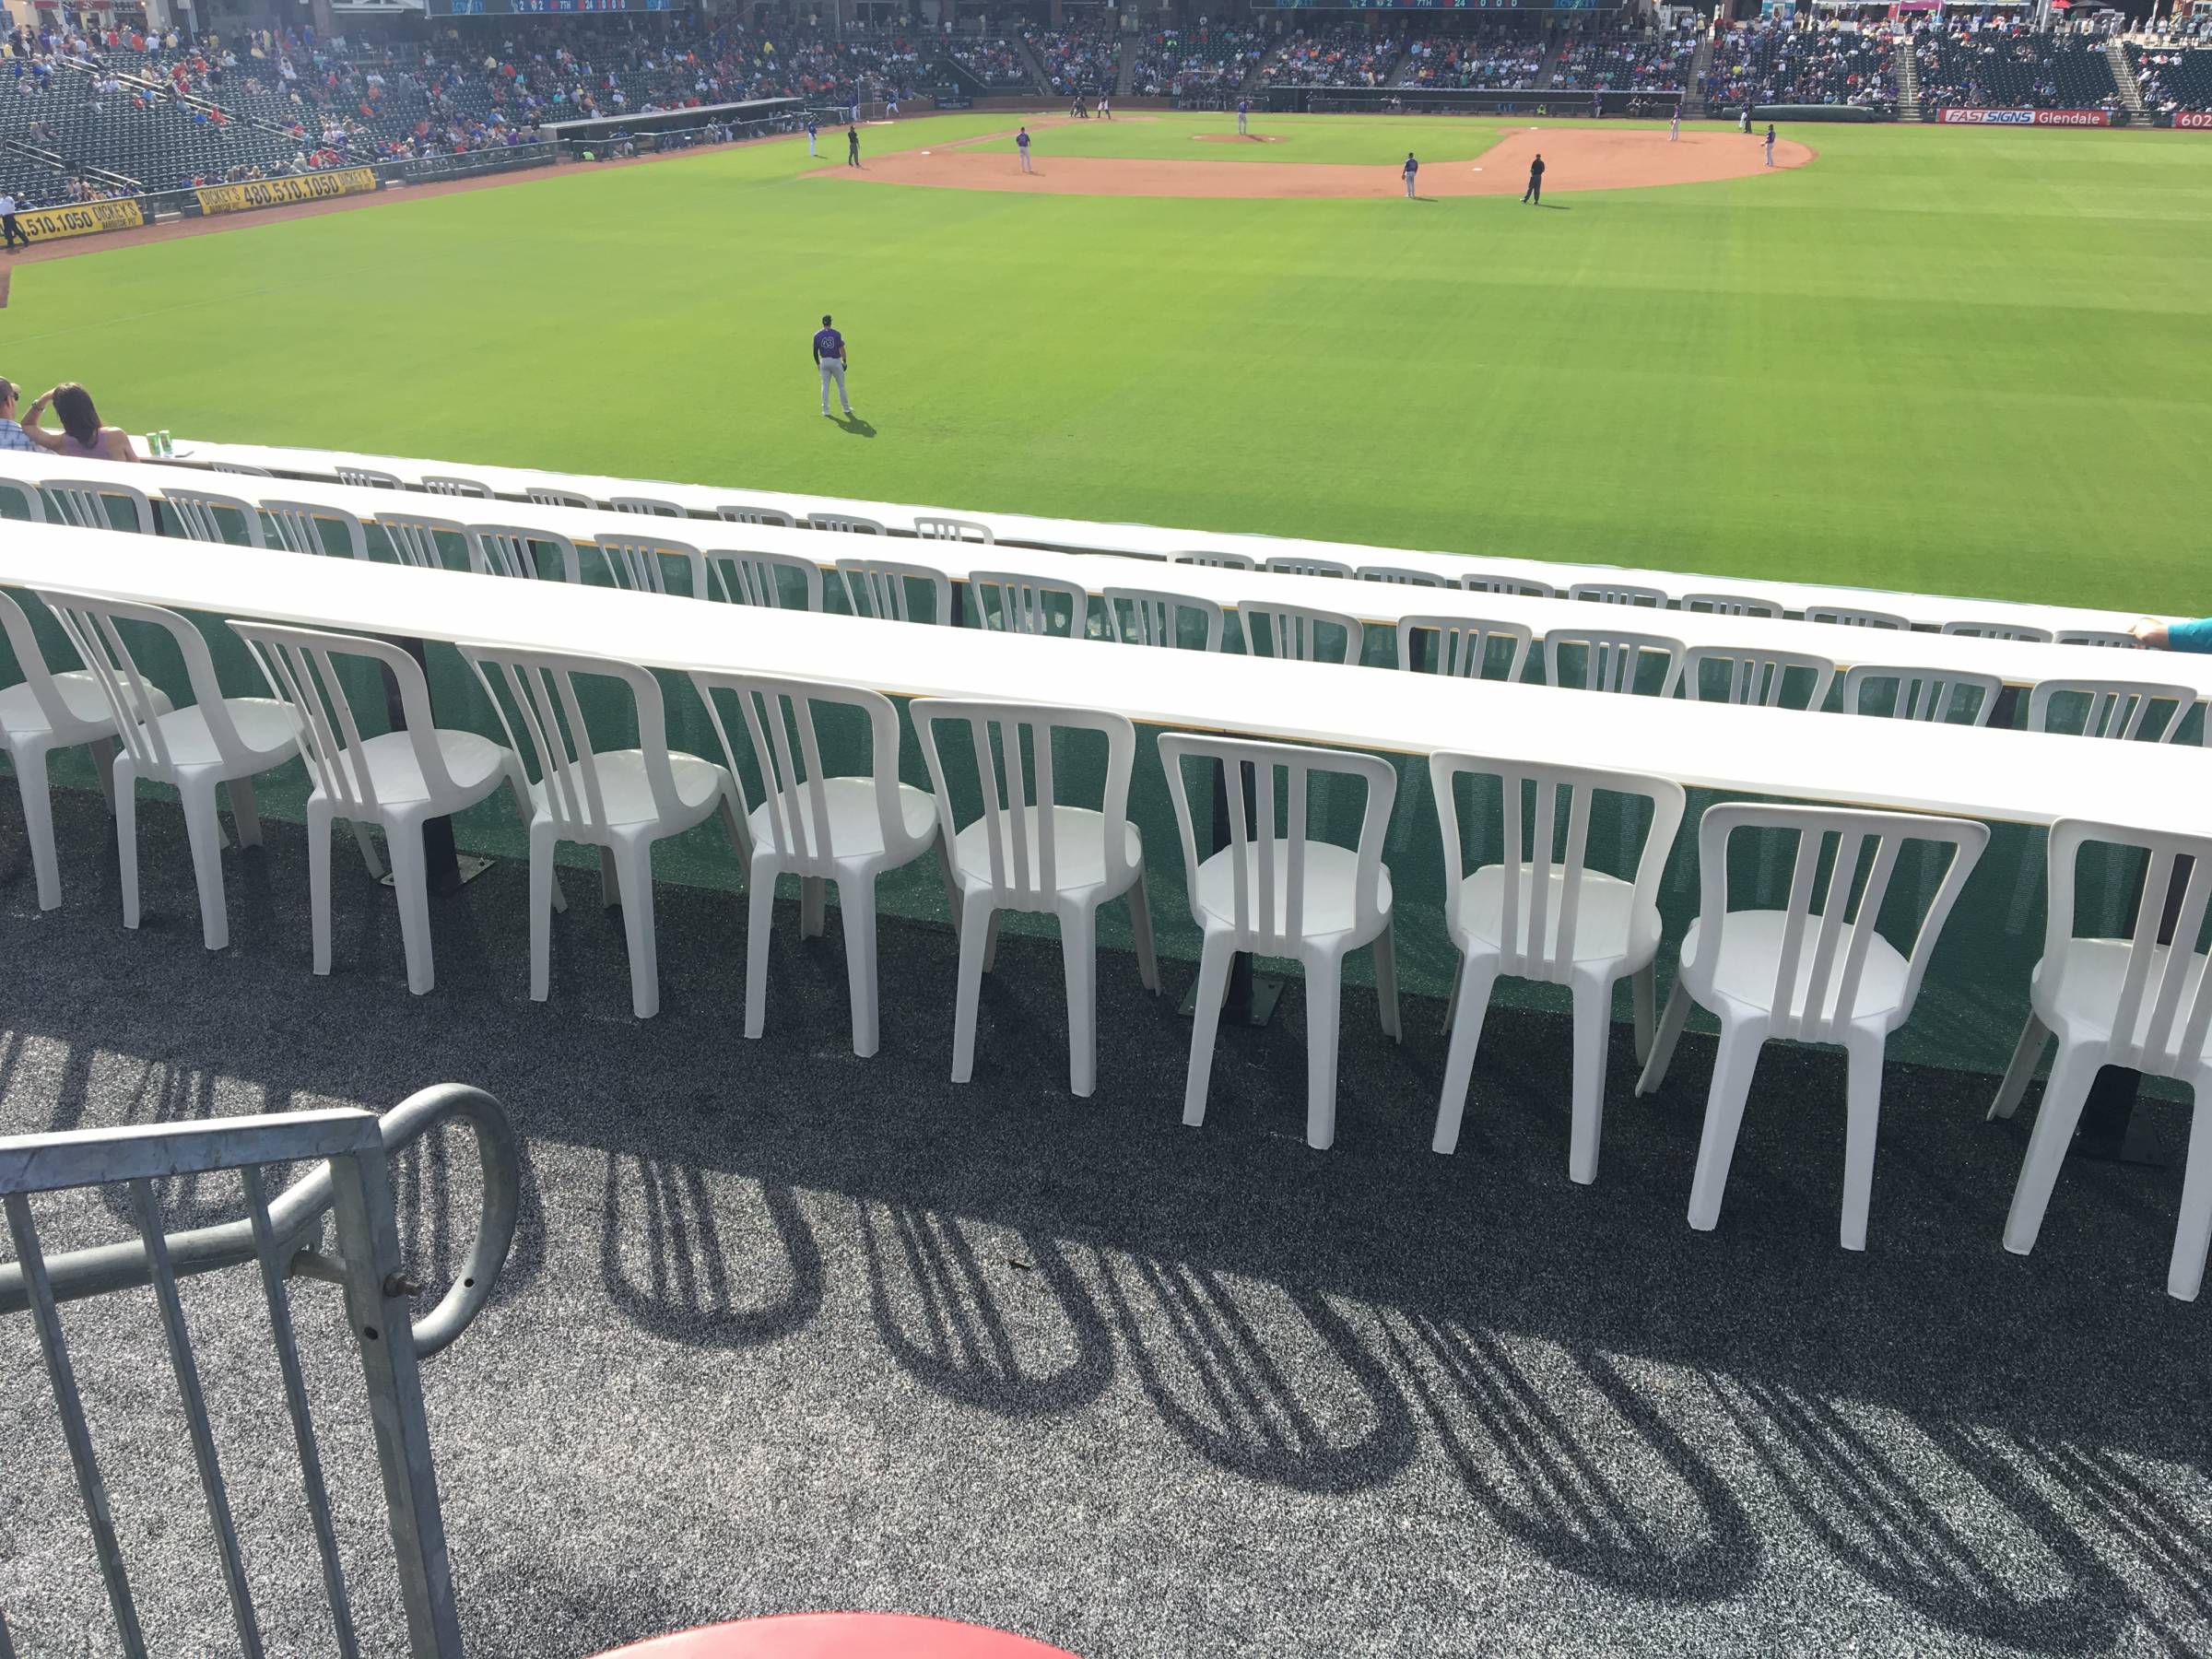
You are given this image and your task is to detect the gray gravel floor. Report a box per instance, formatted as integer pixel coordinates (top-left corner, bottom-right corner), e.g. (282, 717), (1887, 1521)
(1, 789), (2207, 1658)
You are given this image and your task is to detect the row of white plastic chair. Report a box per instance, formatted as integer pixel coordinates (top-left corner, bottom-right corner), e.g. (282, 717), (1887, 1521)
(6, 585), (2206, 1296)
(6, 467), (2153, 648)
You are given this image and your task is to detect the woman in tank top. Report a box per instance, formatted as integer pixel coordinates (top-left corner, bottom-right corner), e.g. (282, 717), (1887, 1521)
(20, 383), (137, 463)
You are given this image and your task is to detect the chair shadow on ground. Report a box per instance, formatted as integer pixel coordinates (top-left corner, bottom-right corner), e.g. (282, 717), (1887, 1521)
(599, 1154), (823, 1346)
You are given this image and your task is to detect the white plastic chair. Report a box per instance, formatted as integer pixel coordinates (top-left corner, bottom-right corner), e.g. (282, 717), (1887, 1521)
(160, 487), (265, 547)
(207, 461), (273, 477)
(914, 699), (1157, 1095)
(1174, 549), (1256, 571)
(715, 502), (797, 527)
(467, 524), (581, 583)
(1806, 605), (1909, 630)
(1461, 571), (1558, 598)
(1159, 734), (1399, 1150)
(708, 547), (824, 611)
(36, 590), (299, 951)
(1543, 628), (1686, 697)
(0, 590), (171, 911)
(917, 516), (994, 545)
(1569, 581), (1668, 608)
(1103, 587), (1225, 652)
(1635, 803), (1989, 1249)
(693, 671), (950, 1056)
(1239, 600), (1364, 665)
(265, 499), (370, 561)
(420, 475), (491, 498)
(970, 571), (1088, 638)
(1681, 592), (1782, 618)
(1265, 555), (1353, 580)
(594, 531), (709, 597)
(1944, 619), (2054, 644)
(1395, 615), (1532, 681)
(838, 557), (953, 624)
(1430, 756), (1685, 1182)
(461, 644), (743, 1018)
(526, 486), (593, 509)
(808, 512), (887, 536)
(1988, 818), (2212, 1300)
(43, 477), (158, 535)
(2054, 629), (2140, 650)
(0, 478), (45, 521)
(2027, 677), (2195, 744)
(611, 495), (685, 517)
(376, 512), (467, 572)
(1840, 665), (2002, 727)
(1680, 645), (1837, 711)
(336, 466), (402, 489)
(233, 621), (535, 995)
(1359, 565), (1442, 587)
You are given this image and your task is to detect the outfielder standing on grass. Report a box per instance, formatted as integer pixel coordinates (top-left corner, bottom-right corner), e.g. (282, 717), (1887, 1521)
(1237, 97), (1249, 136)
(806, 113), (818, 158)
(814, 314), (853, 418)
(1017, 125), (1033, 172)
(1402, 151), (1418, 199)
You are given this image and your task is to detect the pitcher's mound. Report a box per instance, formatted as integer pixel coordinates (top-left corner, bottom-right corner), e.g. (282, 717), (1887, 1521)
(825, 126), (1811, 200)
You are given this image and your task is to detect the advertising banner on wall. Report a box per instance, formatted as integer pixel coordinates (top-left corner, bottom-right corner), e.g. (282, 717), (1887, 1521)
(2178, 112), (2212, 129)
(17, 198), (143, 241)
(1938, 108), (2111, 125)
(194, 167), (378, 216)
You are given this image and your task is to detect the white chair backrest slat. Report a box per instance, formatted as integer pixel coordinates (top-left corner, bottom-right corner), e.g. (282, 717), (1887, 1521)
(2044, 820), (2212, 1074)
(233, 620), (456, 818)
(264, 499), (371, 561)
(1396, 614), (1533, 682)
(1239, 600), (1364, 665)
(0, 589), (87, 734)
(596, 533), (708, 598)
(708, 547), (824, 611)
(1544, 629), (1686, 698)
(460, 645), (681, 835)
(611, 495), (685, 517)
(1805, 605), (1910, 630)
(1569, 582), (1668, 608)
(808, 512), (887, 536)
(43, 478), (157, 535)
(335, 466), (401, 489)
(420, 476), (491, 498)
(1944, 618), (2055, 644)
(467, 524), (581, 583)
(2028, 677), (2197, 744)
(162, 488), (265, 547)
(1358, 565), (1442, 587)
(1173, 549), (1256, 571)
(916, 516), (993, 544)
(971, 570), (1088, 638)
(527, 486), (594, 509)
(1840, 664), (2003, 726)
(838, 558), (953, 625)
(715, 503), (797, 527)
(378, 512), (467, 572)
(1103, 586), (1226, 652)
(1681, 645), (1837, 711)
(1265, 556), (1353, 580)
(1461, 571), (1558, 598)
(693, 672), (910, 873)
(1680, 592), (1782, 618)
(2054, 629), (2140, 650)
(34, 590), (246, 778)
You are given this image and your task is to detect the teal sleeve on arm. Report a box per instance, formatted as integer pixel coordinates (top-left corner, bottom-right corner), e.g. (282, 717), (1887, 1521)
(2167, 618), (2212, 653)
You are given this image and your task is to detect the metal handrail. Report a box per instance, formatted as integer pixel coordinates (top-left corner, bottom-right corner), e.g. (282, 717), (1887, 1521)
(0, 1081), (518, 1359)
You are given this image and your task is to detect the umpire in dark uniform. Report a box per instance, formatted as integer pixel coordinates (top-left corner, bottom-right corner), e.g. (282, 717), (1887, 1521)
(1523, 153), (1545, 206)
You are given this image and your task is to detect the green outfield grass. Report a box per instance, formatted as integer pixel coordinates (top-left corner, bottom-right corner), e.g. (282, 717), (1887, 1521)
(9, 113), (2209, 611)
(950, 112), (1511, 164)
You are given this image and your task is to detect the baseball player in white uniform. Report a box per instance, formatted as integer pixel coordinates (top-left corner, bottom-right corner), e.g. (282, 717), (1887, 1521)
(1669, 105), (1681, 142)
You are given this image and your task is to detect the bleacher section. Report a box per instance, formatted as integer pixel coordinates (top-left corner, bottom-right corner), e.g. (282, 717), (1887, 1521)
(1130, 25), (1265, 102)
(947, 36), (1032, 91)
(1702, 20), (1899, 114)
(1553, 24), (1700, 94)
(2128, 40), (2212, 113)
(1394, 24), (1549, 92)
(1257, 24), (1405, 89)
(1913, 21), (2119, 114)
(1025, 24), (1118, 98)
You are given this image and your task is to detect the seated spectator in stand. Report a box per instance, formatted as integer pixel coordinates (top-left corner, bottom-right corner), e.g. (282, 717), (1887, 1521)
(2132, 617), (2212, 652)
(19, 382), (137, 462)
(0, 376), (33, 452)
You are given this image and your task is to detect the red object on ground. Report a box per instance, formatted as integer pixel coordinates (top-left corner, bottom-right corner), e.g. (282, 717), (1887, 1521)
(592, 1614), (1081, 1659)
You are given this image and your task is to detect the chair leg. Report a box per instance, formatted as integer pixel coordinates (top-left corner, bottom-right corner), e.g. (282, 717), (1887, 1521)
(1442, 952), (1464, 1037)
(935, 835), (961, 937)
(800, 876), (827, 939)
(2169, 1083), (2212, 1301)
(838, 874), (881, 1057)
(1374, 917), (1401, 1042)
(1303, 949), (1347, 1151)
(388, 821), (435, 996)
(88, 736), (116, 816)
(527, 825), (556, 1003)
(14, 741), (62, 911)
(1632, 963), (1657, 1065)
(1061, 901), (1100, 1098)
(1128, 871), (1159, 994)
(1432, 955), (1499, 1157)
(114, 755), (140, 930)
(1182, 932), (1236, 1128)
(744, 855), (777, 1040)
(1839, 1030), (1888, 1252)
(1567, 977), (1616, 1186)
(949, 887), (994, 1083)
(349, 819), (385, 882)
(613, 841), (660, 1018)
(180, 779), (230, 951)
(307, 800), (334, 977)
(983, 912), (1004, 974)
(509, 775), (559, 913)
(598, 845), (620, 912)
(1636, 978), (1694, 1097)
(1686, 1018), (1766, 1232)
(228, 775), (262, 850)
(1988, 1013), (2051, 1122)
(2001, 1041), (2104, 1259)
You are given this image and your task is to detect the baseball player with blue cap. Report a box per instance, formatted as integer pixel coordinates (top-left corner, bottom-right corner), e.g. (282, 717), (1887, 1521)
(813, 314), (853, 418)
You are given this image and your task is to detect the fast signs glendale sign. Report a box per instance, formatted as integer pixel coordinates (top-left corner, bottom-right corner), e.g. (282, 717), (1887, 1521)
(1938, 108), (2112, 126)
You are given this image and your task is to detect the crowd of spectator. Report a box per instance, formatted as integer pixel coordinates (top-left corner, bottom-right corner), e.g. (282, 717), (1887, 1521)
(2129, 38), (2212, 114)
(1912, 18), (2120, 113)
(1396, 25), (1548, 91)
(947, 35), (1028, 89)
(1702, 18), (1898, 112)
(1024, 22), (1116, 97)
(1257, 24), (1404, 89)
(1129, 25), (1264, 101)
(1553, 21), (1699, 93)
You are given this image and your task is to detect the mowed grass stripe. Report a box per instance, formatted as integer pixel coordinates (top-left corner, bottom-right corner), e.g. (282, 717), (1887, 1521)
(9, 116), (2207, 611)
